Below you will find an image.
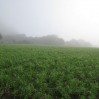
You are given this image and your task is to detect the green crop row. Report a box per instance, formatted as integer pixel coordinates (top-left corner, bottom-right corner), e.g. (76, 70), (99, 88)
(0, 45), (99, 99)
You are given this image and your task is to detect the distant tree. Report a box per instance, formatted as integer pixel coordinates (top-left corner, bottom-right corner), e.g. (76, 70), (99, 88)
(0, 33), (2, 40)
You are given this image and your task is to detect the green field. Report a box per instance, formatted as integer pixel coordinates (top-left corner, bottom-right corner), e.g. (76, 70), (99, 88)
(0, 45), (99, 99)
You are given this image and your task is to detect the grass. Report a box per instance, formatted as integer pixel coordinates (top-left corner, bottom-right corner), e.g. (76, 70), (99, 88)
(0, 44), (99, 99)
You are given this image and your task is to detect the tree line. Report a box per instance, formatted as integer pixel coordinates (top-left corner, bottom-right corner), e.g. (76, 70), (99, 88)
(0, 33), (91, 47)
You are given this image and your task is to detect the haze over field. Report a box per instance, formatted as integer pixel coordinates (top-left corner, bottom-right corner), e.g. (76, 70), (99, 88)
(0, 1), (99, 98)
(0, 0), (99, 46)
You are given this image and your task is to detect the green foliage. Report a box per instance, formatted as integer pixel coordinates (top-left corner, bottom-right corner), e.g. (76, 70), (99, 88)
(0, 45), (99, 99)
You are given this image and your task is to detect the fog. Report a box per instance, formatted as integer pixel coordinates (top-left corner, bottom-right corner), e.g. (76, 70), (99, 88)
(0, 0), (99, 46)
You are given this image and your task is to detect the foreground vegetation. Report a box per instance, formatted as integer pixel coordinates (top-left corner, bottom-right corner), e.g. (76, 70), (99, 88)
(0, 45), (99, 99)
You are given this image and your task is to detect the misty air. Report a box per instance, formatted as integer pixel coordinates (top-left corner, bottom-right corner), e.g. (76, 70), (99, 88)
(0, 0), (99, 99)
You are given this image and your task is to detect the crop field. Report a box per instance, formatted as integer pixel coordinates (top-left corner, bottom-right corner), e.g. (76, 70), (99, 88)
(0, 45), (99, 99)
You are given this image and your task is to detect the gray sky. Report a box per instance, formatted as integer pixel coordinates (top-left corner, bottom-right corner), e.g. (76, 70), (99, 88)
(0, 0), (99, 45)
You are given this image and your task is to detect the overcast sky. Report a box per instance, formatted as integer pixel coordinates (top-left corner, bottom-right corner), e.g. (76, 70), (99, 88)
(0, 0), (99, 45)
